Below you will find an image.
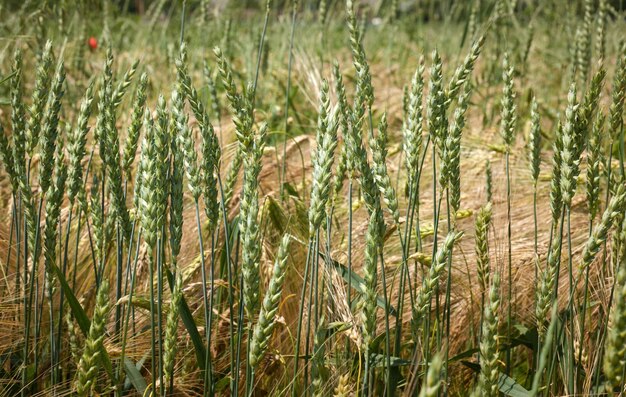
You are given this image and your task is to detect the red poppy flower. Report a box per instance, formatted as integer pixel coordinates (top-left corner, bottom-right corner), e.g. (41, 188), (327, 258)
(88, 37), (98, 50)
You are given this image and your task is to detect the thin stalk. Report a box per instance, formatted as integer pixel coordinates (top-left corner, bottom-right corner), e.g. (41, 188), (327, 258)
(194, 201), (211, 395)
(291, 238), (314, 397)
(444, 188), (452, 390)
(14, 196), (21, 324)
(252, 2), (270, 102)
(116, 220), (137, 395)
(148, 247), (157, 395)
(55, 204), (75, 383)
(505, 149), (512, 373)
(119, 228), (143, 391)
(21, 198), (29, 397)
(304, 233), (319, 393)
(208, 230), (216, 394)
(576, 219), (593, 390)
(156, 236), (165, 396)
(217, 174), (236, 394)
(115, 227), (123, 337)
(280, 2), (297, 200)
(22, 198), (44, 396)
(379, 253), (392, 397)
(533, 187), (538, 287)
(233, 234), (243, 397)
(347, 179), (353, 356)
(533, 186), (539, 371)
(566, 206), (574, 393)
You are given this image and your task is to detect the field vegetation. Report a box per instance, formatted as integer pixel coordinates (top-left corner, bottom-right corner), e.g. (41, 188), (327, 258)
(0, 0), (625, 396)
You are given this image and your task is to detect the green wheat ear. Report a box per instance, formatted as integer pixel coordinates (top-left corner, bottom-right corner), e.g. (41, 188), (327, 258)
(472, 273), (501, 397)
(370, 112), (400, 224)
(412, 231), (463, 341)
(0, 124), (16, 192)
(361, 208), (382, 351)
(559, 83), (580, 208)
(441, 83), (471, 215)
(586, 114), (604, 222)
(604, 216), (626, 390)
(309, 79), (338, 236)
(10, 47), (26, 188)
(249, 233), (291, 369)
(163, 270), (183, 392)
(26, 40), (53, 157)
(68, 80), (95, 206)
(608, 45), (626, 143)
(75, 280), (110, 396)
(427, 49), (446, 156)
(579, 185), (626, 273)
(38, 59), (65, 195)
(475, 203), (493, 300)
(500, 53), (517, 150)
(122, 72), (149, 180)
(241, 124), (267, 319)
(403, 56), (425, 190)
(418, 354), (443, 397)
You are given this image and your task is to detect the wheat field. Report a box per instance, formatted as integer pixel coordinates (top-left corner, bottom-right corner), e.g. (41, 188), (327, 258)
(0, 0), (625, 396)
